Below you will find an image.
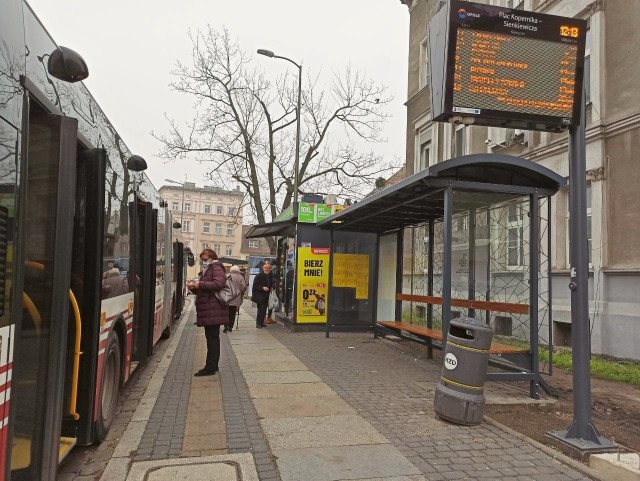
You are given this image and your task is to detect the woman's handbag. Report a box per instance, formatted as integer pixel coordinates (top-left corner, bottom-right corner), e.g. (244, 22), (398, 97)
(214, 274), (243, 306)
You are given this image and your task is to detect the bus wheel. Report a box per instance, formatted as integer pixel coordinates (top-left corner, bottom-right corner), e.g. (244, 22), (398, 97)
(96, 332), (121, 442)
(160, 318), (173, 339)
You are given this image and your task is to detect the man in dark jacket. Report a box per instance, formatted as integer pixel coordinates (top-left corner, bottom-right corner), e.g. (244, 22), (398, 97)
(187, 248), (228, 376)
(251, 263), (274, 329)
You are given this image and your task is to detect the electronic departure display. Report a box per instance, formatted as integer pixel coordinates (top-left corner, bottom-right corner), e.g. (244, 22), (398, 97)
(428, 0), (587, 131)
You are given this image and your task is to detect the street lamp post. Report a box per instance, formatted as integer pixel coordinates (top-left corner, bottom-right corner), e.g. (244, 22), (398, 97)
(257, 49), (302, 205)
(165, 178), (186, 226)
(257, 49), (303, 324)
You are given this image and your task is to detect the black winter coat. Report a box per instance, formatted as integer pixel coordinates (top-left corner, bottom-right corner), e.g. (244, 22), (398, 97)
(194, 261), (229, 327)
(251, 271), (274, 305)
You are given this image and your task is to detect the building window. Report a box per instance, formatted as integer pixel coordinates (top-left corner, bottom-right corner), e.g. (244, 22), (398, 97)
(215, 223), (223, 235)
(182, 220), (191, 233)
(202, 242), (211, 250)
(419, 36), (429, 90)
(249, 240), (259, 248)
(184, 202), (191, 212)
(214, 243), (221, 253)
(203, 221), (210, 233)
(172, 201), (179, 211)
(228, 206), (236, 216)
(416, 127), (432, 172)
(216, 205), (223, 215)
(507, 203), (524, 267)
(225, 245), (233, 256)
(227, 224), (234, 236)
(585, 28), (591, 104)
(204, 204), (211, 214)
(507, 0), (524, 9)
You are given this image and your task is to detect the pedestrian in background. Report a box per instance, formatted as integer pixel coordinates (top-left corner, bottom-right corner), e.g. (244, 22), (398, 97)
(224, 265), (247, 333)
(251, 262), (274, 329)
(187, 248), (228, 376)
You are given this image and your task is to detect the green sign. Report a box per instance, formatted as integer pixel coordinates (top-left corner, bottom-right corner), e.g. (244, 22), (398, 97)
(298, 202), (317, 223)
(316, 204), (332, 222)
(274, 204), (295, 222)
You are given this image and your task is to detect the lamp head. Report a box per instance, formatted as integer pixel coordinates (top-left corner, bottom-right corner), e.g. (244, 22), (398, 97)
(127, 155), (148, 172)
(47, 46), (89, 83)
(257, 49), (275, 58)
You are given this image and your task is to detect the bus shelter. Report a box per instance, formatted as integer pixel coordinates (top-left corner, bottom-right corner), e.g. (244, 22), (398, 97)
(318, 154), (565, 399)
(245, 203), (376, 330)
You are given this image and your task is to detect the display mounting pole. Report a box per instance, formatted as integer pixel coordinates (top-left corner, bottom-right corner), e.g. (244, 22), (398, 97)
(547, 88), (614, 453)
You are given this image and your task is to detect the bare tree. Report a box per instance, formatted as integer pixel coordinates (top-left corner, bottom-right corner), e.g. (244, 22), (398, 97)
(154, 27), (397, 248)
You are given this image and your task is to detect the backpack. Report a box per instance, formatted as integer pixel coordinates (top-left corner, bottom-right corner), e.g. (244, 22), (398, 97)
(214, 273), (243, 306)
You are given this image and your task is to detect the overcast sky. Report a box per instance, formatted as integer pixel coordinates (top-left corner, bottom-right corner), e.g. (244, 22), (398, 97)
(27, 0), (409, 193)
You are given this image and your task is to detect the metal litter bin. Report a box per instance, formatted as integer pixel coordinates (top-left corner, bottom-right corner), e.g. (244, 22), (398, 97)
(433, 317), (493, 425)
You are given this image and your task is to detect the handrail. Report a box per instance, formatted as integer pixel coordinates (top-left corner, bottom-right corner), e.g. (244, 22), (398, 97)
(25, 260), (82, 420)
(68, 289), (82, 421)
(22, 293), (42, 333)
(396, 293), (530, 315)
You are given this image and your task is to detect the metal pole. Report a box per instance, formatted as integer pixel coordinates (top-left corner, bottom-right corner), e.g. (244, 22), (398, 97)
(180, 182), (185, 227)
(529, 193), (540, 400)
(395, 229), (404, 322)
(295, 64), (302, 204)
(442, 185), (454, 344)
(548, 88), (613, 451)
(468, 207), (476, 318)
(427, 219), (435, 359)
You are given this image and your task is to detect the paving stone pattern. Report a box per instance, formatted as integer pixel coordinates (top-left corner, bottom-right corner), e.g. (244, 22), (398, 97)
(219, 329), (282, 481)
(133, 308), (198, 462)
(268, 327), (592, 481)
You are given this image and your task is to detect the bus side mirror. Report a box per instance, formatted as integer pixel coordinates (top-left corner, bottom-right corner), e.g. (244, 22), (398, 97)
(187, 252), (195, 267)
(172, 222), (181, 229)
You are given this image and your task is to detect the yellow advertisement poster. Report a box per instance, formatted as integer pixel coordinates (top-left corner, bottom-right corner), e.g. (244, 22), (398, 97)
(333, 253), (370, 299)
(297, 247), (330, 323)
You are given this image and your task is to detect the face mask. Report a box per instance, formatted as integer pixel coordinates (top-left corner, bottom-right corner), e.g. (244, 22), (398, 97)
(201, 259), (210, 266)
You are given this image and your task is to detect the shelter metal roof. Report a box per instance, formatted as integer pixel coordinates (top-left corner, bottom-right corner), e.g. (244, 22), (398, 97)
(317, 154), (565, 234)
(244, 218), (296, 239)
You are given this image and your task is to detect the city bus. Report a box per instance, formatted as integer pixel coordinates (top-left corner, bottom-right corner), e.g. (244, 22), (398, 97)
(0, 0), (191, 479)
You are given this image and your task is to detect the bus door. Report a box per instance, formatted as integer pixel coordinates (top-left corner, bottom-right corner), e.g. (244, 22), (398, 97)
(130, 201), (156, 368)
(60, 148), (106, 448)
(173, 241), (184, 318)
(10, 101), (78, 481)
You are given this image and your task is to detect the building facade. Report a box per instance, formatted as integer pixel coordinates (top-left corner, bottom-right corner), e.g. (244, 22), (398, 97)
(159, 183), (245, 263)
(399, 0), (640, 360)
(240, 225), (273, 259)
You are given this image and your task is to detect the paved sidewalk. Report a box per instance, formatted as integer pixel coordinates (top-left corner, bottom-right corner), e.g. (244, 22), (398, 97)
(61, 300), (597, 480)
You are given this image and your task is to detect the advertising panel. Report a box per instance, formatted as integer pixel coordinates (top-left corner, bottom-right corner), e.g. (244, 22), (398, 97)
(296, 247), (330, 323)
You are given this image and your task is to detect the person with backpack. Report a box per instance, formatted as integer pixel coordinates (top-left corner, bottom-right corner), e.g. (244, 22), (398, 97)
(186, 248), (227, 376)
(224, 265), (247, 333)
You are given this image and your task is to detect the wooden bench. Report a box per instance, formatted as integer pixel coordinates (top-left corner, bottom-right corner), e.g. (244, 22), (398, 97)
(377, 293), (529, 355)
(378, 321), (527, 355)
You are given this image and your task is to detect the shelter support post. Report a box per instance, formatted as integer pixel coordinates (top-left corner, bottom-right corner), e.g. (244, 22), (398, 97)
(547, 88), (614, 452)
(326, 229), (334, 338)
(442, 185), (453, 344)
(485, 207), (491, 325)
(427, 219), (435, 359)
(468, 207), (476, 318)
(529, 193), (540, 400)
(395, 229), (404, 322)
(373, 234), (380, 339)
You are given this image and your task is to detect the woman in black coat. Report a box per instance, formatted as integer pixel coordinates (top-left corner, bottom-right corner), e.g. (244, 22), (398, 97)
(187, 248), (228, 376)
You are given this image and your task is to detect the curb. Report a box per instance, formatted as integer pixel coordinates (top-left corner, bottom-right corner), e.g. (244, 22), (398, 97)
(484, 415), (605, 481)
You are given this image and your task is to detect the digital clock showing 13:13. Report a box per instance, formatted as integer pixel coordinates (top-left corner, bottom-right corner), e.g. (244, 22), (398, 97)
(560, 25), (580, 38)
